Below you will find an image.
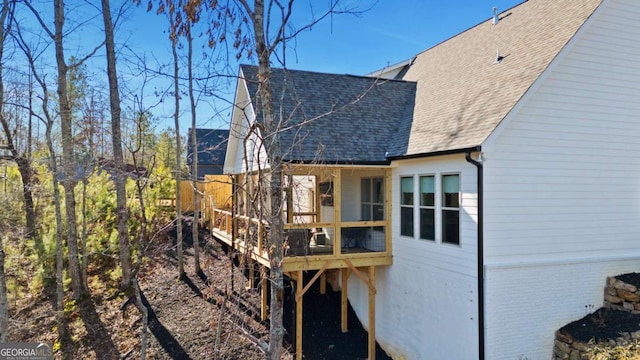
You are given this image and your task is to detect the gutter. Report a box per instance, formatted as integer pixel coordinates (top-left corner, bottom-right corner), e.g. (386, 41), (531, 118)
(465, 150), (484, 360)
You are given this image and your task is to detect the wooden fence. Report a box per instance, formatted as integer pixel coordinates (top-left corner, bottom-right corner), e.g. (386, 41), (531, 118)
(179, 175), (232, 213)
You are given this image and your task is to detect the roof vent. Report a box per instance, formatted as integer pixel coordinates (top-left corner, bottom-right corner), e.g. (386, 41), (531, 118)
(495, 48), (504, 63)
(492, 7), (499, 25)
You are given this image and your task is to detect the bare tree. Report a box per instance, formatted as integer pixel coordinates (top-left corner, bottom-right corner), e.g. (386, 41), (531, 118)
(168, 7), (186, 280)
(0, 0), (14, 343)
(23, 0), (107, 298)
(101, 0), (133, 291)
(13, 12), (70, 352)
(186, 15), (202, 274)
(0, 0), (40, 252)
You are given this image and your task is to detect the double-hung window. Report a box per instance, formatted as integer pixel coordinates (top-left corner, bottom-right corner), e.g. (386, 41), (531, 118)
(419, 176), (435, 240)
(442, 174), (460, 245)
(400, 177), (414, 236)
(362, 177), (384, 221)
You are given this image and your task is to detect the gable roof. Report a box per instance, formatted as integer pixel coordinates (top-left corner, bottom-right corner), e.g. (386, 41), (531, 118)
(186, 128), (229, 166)
(240, 65), (416, 164)
(393, 0), (603, 157)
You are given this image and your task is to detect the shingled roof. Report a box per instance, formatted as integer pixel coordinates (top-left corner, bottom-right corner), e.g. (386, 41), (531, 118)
(240, 65), (416, 164)
(237, 0), (603, 163)
(186, 128), (229, 166)
(394, 0), (603, 156)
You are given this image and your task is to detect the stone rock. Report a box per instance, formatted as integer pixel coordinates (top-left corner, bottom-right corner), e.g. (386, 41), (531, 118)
(605, 286), (618, 296)
(624, 301), (635, 311)
(618, 289), (640, 302)
(604, 293), (622, 304)
(555, 339), (572, 354)
(571, 341), (591, 352)
(613, 279), (638, 293)
(569, 350), (581, 360)
(556, 330), (573, 344)
(553, 346), (570, 359)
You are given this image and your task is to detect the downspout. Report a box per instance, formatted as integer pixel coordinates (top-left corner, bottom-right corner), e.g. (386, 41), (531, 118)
(465, 151), (484, 360)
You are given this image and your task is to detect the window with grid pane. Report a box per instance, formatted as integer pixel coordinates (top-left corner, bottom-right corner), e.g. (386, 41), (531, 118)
(419, 175), (435, 240)
(442, 174), (460, 245)
(361, 177), (384, 221)
(400, 176), (414, 237)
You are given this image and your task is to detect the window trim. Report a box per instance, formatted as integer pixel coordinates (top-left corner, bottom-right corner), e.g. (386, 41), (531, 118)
(398, 172), (462, 247)
(419, 174), (435, 241)
(361, 176), (385, 221)
(441, 173), (461, 246)
(399, 175), (415, 237)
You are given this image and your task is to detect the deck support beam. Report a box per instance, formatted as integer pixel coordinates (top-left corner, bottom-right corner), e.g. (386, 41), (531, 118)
(260, 266), (268, 321)
(295, 270), (304, 360)
(368, 266), (376, 360)
(341, 267), (349, 333)
(246, 257), (254, 290)
(320, 272), (326, 294)
(342, 261), (377, 360)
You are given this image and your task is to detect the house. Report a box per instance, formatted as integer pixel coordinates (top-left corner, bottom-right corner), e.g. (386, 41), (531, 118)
(216, 0), (640, 359)
(186, 128), (229, 180)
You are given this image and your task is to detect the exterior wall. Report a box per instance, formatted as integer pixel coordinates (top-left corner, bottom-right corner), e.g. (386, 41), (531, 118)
(347, 155), (480, 359)
(482, 1), (640, 358)
(485, 257), (640, 360)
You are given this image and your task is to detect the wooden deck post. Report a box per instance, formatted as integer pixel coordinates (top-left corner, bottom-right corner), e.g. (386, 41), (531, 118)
(368, 266), (376, 360)
(341, 267), (349, 333)
(246, 257), (254, 290)
(320, 272), (326, 295)
(260, 266), (268, 321)
(296, 270), (304, 360)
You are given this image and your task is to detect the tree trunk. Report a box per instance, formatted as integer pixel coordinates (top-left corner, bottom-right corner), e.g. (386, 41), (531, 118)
(0, 234), (7, 343)
(187, 24), (201, 274)
(170, 13), (184, 279)
(49, 130), (69, 355)
(54, 0), (85, 299)
(0, 0), (38, 249)
(101, 0), (132, 290)
(80, 179), (88, 288)
(251, 2), (286, 358)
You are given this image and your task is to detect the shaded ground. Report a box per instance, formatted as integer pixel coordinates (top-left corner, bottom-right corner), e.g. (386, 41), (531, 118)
(10, 217), (392, 359)
(153, 218), (390, 360)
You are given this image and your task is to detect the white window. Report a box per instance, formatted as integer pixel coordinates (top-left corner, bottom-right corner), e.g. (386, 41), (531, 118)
(441, 174), (460, 245)
(419, 175), (435, 241)
(399, 173), (461, 245)
(361, 177), (384, 221)
(400, 176), (414, 237)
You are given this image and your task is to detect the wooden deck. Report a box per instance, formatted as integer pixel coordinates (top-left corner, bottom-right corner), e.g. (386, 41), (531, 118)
(205, 208), (392, 272)
(198, 166), (394, 360)
(202, 207), (391, 360)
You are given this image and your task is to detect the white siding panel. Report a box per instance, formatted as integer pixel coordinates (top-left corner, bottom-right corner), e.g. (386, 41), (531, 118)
(347, 155), (480, 358)
(485, 257), (640, 360)
(482, 1), (640, 358)
(484, 0), (640, 264)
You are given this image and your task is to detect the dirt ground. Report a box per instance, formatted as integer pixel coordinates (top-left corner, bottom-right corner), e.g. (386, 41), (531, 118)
(10, 217), (392, 359)
(143, 217), (392, 359)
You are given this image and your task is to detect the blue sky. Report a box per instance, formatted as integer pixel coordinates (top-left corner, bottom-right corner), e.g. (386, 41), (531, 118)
(21, 1), (525, 134)
(283, 0), (525, 75)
